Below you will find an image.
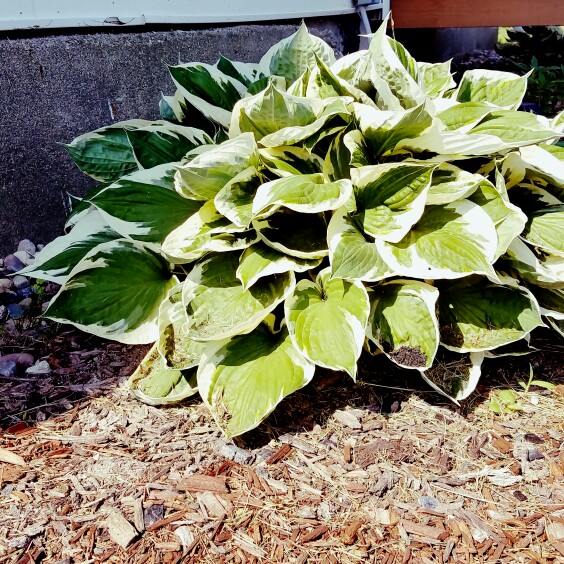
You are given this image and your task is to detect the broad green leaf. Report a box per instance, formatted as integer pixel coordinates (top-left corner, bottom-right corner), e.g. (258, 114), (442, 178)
(418, 60), (456, 98)
(438, 277), (543, 352)
(388, 37), (419, 81)
(214, 166), (262, 229)
(158, 284), (207, 370)
(89, 164), (202, 244)
(258, 22), (336, 83)
(323, 129), (352, 182)
(259, 146), (323, 178)
(523, 205), (564, 257)
(182, 252), (295, 341)
(421, 350), (485, 402)
(507, 182), (562, 212)
(168, 62), (247, 127)
(351, 163), (436, 243)
(253, 209), (328, 259)
(437, 102), (493, 132)
(376, 200), (498, 280)
(237, 242), (320, 290)
(175, 133), (260, 200)
(455, 68), (529, 110)
(64, 183), (110, 231)
(128, 344), (198, 406)
(353, 102), (434, 159)
(126, 122), (212, 169)
(331, 50), (374, 96)
(426, 164), (483, 205)
(367, 280), (439, 369)
(45, 240), (177, 344)
(19, 211), (119, 284)
(368, 15), (426, 110)
(230, 83), (316, 140)
(532, 286), (564, 337)
(503, 238), (564, 288)
(162, 201), (257, 263)
(516, 144), (564, 199)
(343, 129), (370, 168)
(216, 56), (259, 87)
(197, 323), (314, 437)
(64, 119), (148, 181)
(252, 174), (352, 216)
(327, 207), (394, 282)
(285, 268), (369, 377)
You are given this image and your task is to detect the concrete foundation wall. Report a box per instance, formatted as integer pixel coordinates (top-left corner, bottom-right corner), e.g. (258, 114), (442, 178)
(0, 21), (352, 255)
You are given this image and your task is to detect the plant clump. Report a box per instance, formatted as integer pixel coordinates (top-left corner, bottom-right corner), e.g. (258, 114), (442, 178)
(21, 17), (564, 437)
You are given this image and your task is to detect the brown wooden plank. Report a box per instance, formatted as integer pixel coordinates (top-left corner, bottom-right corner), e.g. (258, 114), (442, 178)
(391, 0), (564, 28)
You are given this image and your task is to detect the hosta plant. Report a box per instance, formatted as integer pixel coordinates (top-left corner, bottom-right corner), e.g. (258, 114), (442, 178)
(22, 17), (564, 437)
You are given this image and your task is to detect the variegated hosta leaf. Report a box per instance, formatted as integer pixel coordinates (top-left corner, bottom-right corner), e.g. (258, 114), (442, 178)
(175, 132), (260, 200)
(214, 166), (262, 229)
(418, 60), (456, 98)
(376, 200), (498, 280)
(503, 238), (564, 288)
(253, 209), (328, 259)
(230, 83), (316, 140)
(158, 284), (207, 370)
(236, 243), (320, 290)
(216, 55), (260, 87)
(468, 177), (527, 260)
(426, 164), (483, 205)
(258, 22), (336, 83)
(64, 184), (110, 231)
(168, 62), (247, 127)
(259, 146), (323, 178)
(421, 350), (485, 403)
(126, 122), (213, 169)
(182, 252), (295, 341)
(368, 15), (426, 110)
(327, 208), (394, 282)
(436, 102), (493, 133)
(351, 163), (436, 243)
(516, 144), (564, 200)
(523, 205), (564, 257)
(18, 211), (119, 284)
(531, 286), (564, 338)
(367, 280), (439, 369)
(45, 240), (177, 344)
(162, 201), (257, 263)
(252, 174), (352, 216)
(330, 50), (374, 96)
(64, 119), (149, 181)
(128, 344), (198, 406)
(197, 323), (315, 437)
(285, 268), (369, 378)
(508, 182), (562, 212)
(438, 277), (543, 352)
(353, 102), (434, 159)
(89, 164), (202, 244)
(323, 129), (352, 182)
(455, 68), (529, 110)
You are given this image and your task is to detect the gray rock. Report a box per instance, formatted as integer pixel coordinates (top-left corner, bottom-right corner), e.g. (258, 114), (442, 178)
(3, 254), (25, 273)
(17, 239), (36, 256)
(12, 251), (34, 266)
(143, 504), (164, 528)
(8, 536), (28, 549)
(12, 275), (30, 290)
(219, 442), (254, 465)
(0, 278), (13, 290)
(26, 360), (51, 375)
(0, 358), (17, 378)
(36, 244), (45, 252)
(41, 301), (51, 314)
(0, 305), (6, 319)
(0, 353), (35, 378)
(18, 297), (32, 310)
(6, 303), (25, 318)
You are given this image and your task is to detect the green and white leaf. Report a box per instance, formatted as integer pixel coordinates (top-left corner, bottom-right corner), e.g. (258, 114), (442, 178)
(426, 164), (483, 205)
(45, 240), (177, 344)
(436, 102), (493, 132)
(327, 207), (394, 282)
(182, 252), (295, 341)
(197, 323), (314, 437)
(523, 205), (564, 257)
(253, 209), (328, 259)
(418, 60), (456, 98)
(259, 146), (323, 178)
(128, 344), (198, 406)
(175, 132), (260, 200)
(376, 200), (498, 280)
(19, 211), (120, 284)
(236, 243), (320, 290)
(439, 277), (543, 352)
(252, 174), (352, 216)
(367, 279), (439, 369)
(351, 163), (436, 243)
(285, 268), (369, 378)
(158, 284), (207, 370)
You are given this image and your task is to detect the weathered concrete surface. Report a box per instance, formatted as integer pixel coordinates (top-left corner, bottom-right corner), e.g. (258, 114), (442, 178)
(0, 21), (351, 255)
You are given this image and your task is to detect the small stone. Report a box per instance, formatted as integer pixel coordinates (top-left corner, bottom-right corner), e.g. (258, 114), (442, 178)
(12, 275), (30, 290)
(12, 251), (34, 266)
(36, 244), (44, 252)
(0, 305), (6, 319)
(0, 359), (17, 378)
(219, 442), (254, 465)
(3, 254), (26, 273)
(143, 504), (164, 528)
(6, 303), (25, 319)
(418, 495), (438, 509)
(18, 297), (32, 309)
(527, 449), (544, 462)
(513, 490), (528, 501)
(524, 433), (544, 444)
(26, 360), (51, 375)
(17, 239), (36, 256)
(0, 278), (13, 290)
(41, 301), (51, 314)
(8, 536), (28, 549)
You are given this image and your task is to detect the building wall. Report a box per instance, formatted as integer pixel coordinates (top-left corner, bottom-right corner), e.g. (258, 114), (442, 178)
(0, 20), (352, 254)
